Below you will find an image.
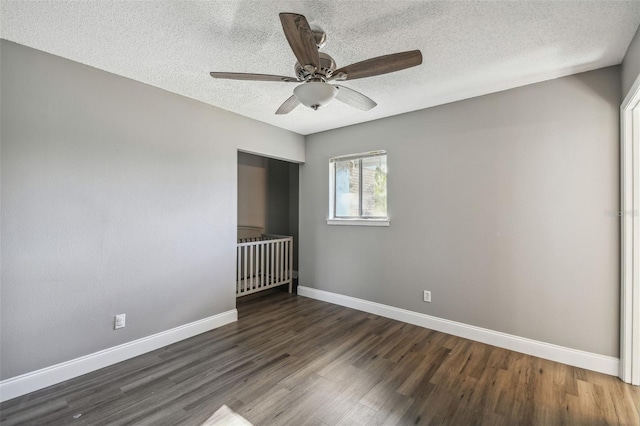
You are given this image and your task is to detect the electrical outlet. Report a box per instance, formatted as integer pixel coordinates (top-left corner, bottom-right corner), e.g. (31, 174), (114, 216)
(114, 314), (126, 330)
(423, 291), (431, 303)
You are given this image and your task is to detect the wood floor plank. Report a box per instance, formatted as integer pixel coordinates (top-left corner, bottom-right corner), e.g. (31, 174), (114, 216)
(335, 402), (377, 425)
(369, 391), (415, 426)
(1, 290), (638, 425)
(359, 351), (424, 411)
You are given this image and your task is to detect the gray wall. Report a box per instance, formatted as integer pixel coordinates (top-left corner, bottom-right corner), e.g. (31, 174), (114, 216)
(0, 40), (303, 379)
(622, 25), (640, 98)
(238, 152), (268, 230)
(300, 66), (621, 357)
(267, 159), (291, 235)
(288, 162), (300, 272)
(267, 159), (299, 272)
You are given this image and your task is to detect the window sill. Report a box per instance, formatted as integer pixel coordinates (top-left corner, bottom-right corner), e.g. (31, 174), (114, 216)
(326, 219), (390, 227)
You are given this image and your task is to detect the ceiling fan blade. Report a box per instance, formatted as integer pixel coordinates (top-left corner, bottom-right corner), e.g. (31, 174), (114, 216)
(275, 95), (300, 115)
(279, 13), (320, 72)
(209, 72), (299, 82)
(334, 85), (377, 111)
(332, 50), (422, 81)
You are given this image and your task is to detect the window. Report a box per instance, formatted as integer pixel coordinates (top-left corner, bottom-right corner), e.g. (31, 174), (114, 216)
(328, 151), (389, 226)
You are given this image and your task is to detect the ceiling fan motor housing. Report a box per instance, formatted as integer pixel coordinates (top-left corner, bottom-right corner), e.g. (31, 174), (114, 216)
(295, 52), (336, 81)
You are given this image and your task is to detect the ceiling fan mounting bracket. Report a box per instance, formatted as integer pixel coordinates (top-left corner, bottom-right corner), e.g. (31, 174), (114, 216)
(310, 25), (327, 49)
(330, 72), (347, 81)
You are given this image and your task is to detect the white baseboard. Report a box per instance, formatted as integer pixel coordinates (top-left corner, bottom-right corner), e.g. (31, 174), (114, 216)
(297, 286), (619, 376)
(0, 309), (238, 402)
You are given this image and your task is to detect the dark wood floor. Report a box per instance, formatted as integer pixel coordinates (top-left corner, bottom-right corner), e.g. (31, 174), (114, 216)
(2, 290), (639, 425)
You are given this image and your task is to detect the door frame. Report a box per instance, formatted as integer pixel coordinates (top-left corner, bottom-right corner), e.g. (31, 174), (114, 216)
(620, 74), (640, 385)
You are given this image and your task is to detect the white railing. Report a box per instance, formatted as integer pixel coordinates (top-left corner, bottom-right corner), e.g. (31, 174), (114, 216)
(236, 234), (293, 297)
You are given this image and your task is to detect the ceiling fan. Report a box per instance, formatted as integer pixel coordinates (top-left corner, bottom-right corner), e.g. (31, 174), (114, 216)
(210, 13), (423, 115)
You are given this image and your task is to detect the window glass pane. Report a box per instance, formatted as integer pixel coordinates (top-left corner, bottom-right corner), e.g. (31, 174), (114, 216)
(362, 155), (387, 217)
(335, 159), (360, 217)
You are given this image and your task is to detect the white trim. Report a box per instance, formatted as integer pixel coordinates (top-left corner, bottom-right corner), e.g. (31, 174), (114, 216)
(622, 71), (640, 110)
(0, 309), (238, 402)
(326, 219), (390, 227)
(298, 286), (619, 376)
(329, 150), (387, 162)
(620, 71), (640, 385)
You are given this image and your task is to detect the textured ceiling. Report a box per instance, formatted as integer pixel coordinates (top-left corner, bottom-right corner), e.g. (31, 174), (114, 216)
(2, 1), (640, 135)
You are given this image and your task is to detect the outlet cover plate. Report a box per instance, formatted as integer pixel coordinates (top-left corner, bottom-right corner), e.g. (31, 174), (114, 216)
(114, 314), (126, 329)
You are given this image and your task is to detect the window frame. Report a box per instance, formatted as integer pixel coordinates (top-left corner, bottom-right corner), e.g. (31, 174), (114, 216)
(327, 150), (390, 227)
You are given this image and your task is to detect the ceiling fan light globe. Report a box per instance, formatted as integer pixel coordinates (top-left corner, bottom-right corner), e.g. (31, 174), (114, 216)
(294, 82), (337, 110)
